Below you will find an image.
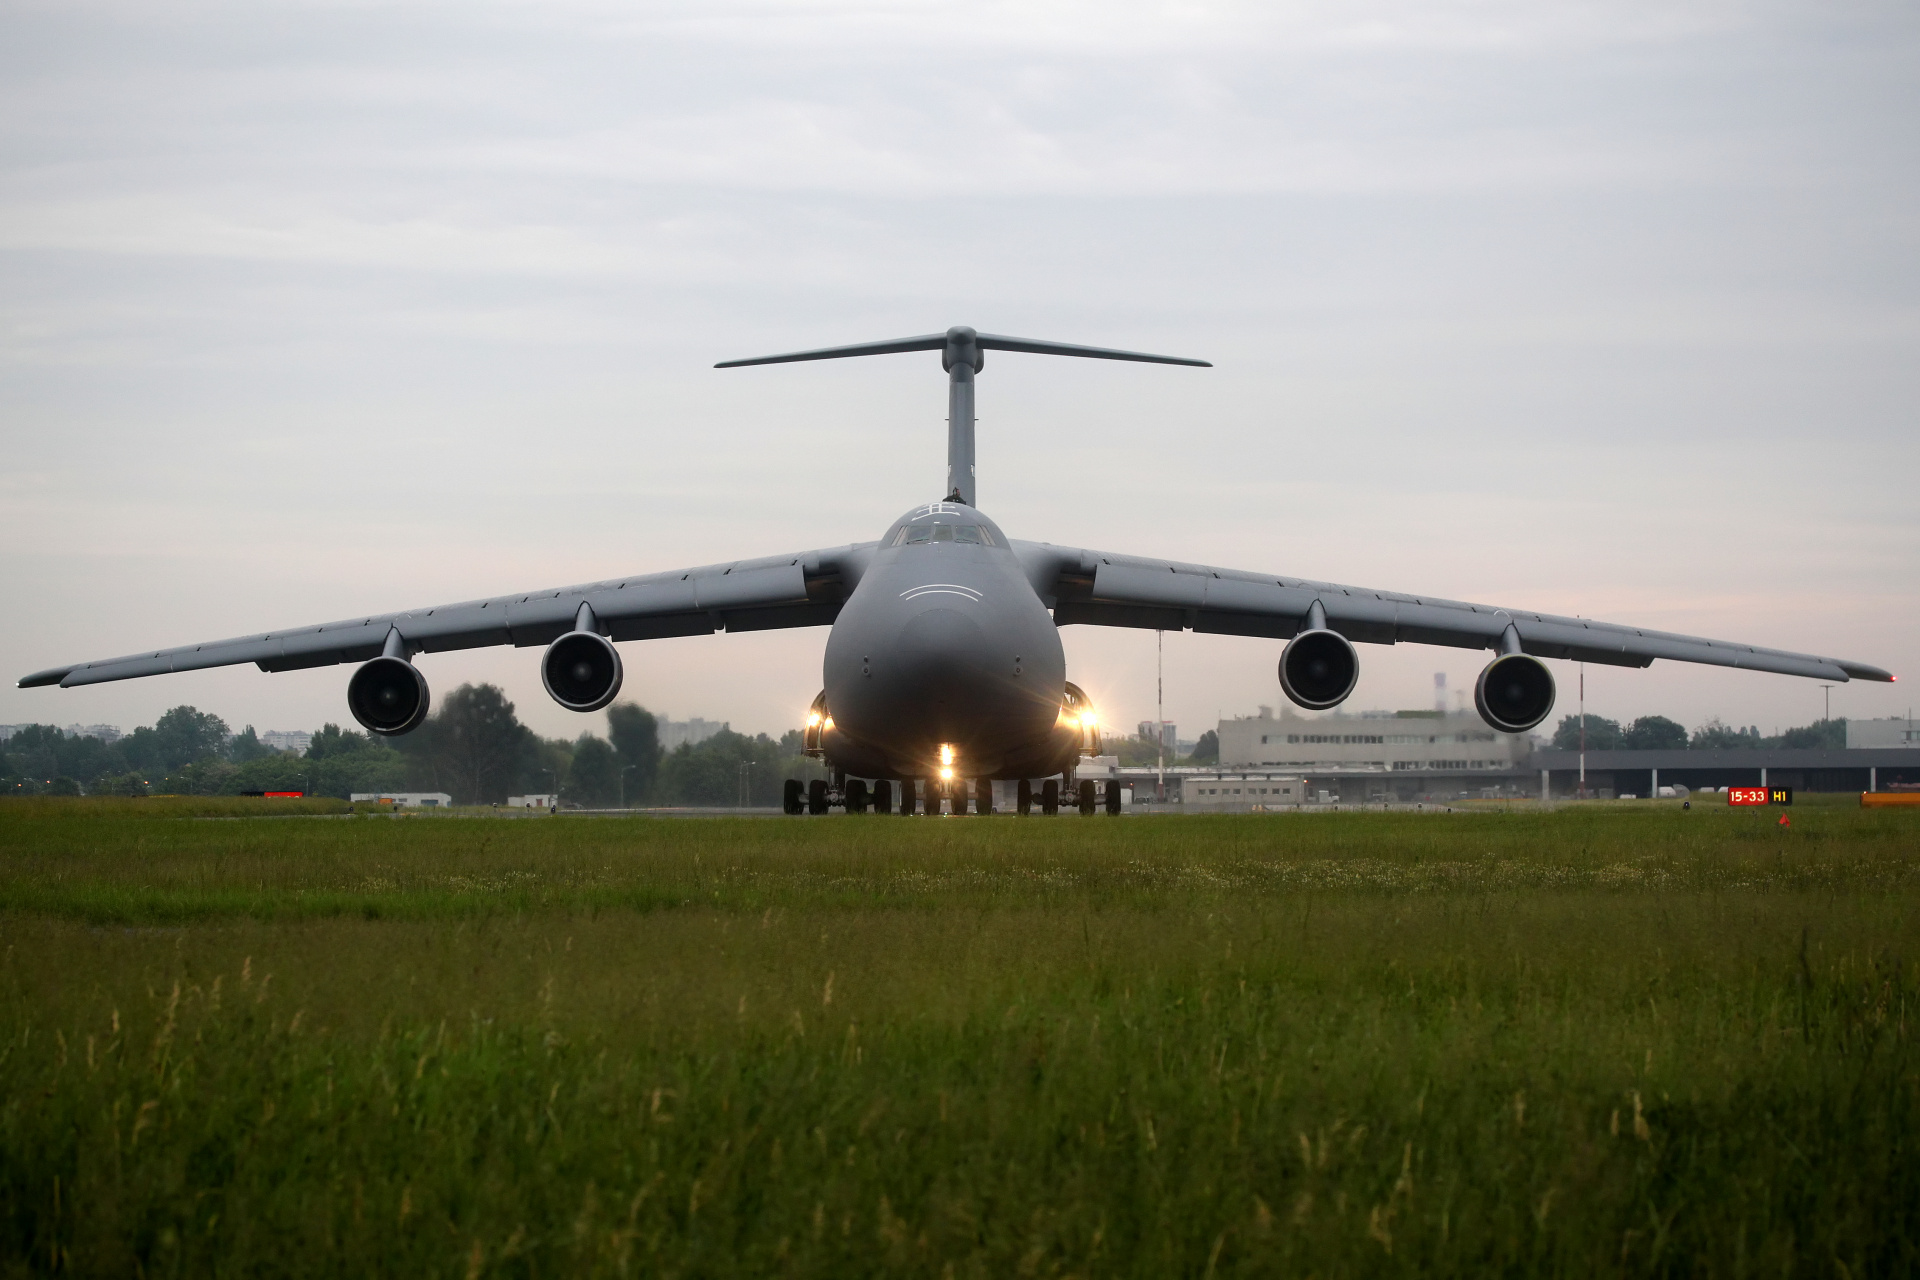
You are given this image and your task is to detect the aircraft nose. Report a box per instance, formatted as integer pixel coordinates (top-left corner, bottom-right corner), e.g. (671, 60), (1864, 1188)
(850, 604), (1045, 750)
(896, 606), (991, 705)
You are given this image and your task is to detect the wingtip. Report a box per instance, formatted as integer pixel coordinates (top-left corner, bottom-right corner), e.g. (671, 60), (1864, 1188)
(17, 667), (70, 689)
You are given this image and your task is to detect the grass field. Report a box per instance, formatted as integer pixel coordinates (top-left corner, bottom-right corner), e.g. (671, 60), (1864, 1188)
(1, 798), (1914, 1277)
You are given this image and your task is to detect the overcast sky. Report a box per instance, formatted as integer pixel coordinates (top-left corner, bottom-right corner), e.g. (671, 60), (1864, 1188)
(3, 0), (1916, 745)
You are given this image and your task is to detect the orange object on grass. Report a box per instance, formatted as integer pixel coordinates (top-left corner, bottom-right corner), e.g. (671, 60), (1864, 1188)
(1862, 792), (1920, 808)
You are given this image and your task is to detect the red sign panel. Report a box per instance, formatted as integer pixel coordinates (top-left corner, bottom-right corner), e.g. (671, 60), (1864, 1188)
(263, 791), (305, 798)
(1729, 787), (1793, 806)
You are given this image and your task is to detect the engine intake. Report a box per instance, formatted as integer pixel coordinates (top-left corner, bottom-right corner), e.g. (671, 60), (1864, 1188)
(1279, 629), (1359, 710)
(1475, 653), (1556, 733)
(347, 656), (431, 736)
(542, 630), (624, 712)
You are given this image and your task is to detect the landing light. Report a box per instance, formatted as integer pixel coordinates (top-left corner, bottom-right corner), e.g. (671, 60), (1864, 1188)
(939, 767), (954, 781)
(807, 710), (822, 727)
(939, 743), (955, 764)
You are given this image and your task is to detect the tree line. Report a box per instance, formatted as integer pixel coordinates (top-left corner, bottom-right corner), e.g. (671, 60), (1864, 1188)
(1549, 714), (1848, 752)
(1, 684), (828, 806)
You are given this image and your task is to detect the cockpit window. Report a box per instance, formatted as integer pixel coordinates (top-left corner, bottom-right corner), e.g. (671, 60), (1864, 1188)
(891, 523), (995, 547)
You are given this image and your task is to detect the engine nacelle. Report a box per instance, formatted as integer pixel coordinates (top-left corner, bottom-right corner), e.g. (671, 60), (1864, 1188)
(542, 630), (624, 712)
(347, 656), (431, 736)
(1475, 653), (1556, 733)
(1279, 628), (1359, 710)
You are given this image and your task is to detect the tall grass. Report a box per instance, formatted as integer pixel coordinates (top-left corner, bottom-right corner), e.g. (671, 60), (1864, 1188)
(1, 804), (1914, 1275)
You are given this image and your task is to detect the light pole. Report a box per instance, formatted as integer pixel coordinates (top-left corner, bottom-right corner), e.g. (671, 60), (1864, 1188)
(1577, 661), (1586, 800)
(1156, 629), (1165, 804)
(620, 763), (640, 810)
(1818, 684), (1834, 726)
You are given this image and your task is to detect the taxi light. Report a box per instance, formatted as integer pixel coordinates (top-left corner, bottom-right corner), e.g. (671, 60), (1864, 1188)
(939, 767), (954, 781)
(806, 711), (822, 727)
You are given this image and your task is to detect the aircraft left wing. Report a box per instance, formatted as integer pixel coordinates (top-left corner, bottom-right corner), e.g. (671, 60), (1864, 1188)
(1013, 542), (1893, 683)
(19, 544), (876, 689)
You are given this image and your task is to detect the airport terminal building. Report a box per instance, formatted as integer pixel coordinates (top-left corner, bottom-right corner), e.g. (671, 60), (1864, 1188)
(1092, 710), (1920, 809)
(1209, 705), (1535, 803)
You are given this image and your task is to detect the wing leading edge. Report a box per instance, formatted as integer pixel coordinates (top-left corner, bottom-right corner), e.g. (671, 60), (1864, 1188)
(1014, 543), (1892, 684)
(19, 544), (876, 690)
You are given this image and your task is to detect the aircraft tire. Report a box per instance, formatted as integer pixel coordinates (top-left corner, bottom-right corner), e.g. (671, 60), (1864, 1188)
(783, 779), (804, 815)
(873, 780), (893, 814)
(900, 779), (917, 816)
(846, 778), (869, 813)
(1017, 779), (1033, 816)
(975, 778), (993, 814)
(1105, 778), (1122, 815)
(950, 783), (968, 816)
(1041, 779), (1059, 815)
(1078, 780), (1097, 815)
(807, 779), (829, 815)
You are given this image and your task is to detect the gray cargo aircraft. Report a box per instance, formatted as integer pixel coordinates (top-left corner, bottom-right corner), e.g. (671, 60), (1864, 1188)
(20, 326), (1894, 815)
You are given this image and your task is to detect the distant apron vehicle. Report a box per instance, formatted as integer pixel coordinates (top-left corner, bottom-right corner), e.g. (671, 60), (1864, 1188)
(20, 326), (1894, 816)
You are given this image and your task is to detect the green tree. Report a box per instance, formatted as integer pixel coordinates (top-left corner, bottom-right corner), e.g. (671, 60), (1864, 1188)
(227, 726), (275, 763)
(3, 725), (65, 788)
(1777, 718), (1846, 750)
(606, 703), (662, 802)
(1186, 729), (1219, 765)
(1622, 715), (1688, 751)
(307, 724), (375, 760)
(149, 706), (231, 770)
(568, 735), (621, 807)
(1551, 714), (1622, 751)
(655, 730), (787, 806)
(1691, 719), (1764, 750)
(531, 736), (573, 803)
(396, 684), (537, 804)
(3, 725), (129, 790)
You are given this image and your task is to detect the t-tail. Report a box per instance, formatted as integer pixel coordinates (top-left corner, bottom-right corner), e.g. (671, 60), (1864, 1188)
(716, 326), (1210, 507)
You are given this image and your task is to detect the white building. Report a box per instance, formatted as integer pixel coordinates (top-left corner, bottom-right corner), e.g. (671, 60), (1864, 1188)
(1847, 716), (1920, 749)
(660, 718), (728, 751)
(505, 794), (558, 809)
(350, 791), (453, 808)
(1182, 774), (1306, 808)
(261, 729), (312, 755)
(1217, 705), (1534, 775)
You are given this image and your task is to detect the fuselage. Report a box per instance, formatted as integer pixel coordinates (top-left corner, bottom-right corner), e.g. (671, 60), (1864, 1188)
(820, 502), (1079, 780)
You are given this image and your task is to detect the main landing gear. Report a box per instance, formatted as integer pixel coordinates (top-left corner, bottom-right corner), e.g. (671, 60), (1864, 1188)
(782, 773), (1124, 815)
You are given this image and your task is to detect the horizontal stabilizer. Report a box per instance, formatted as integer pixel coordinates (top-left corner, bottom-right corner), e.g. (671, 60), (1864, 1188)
(716, 326), (1210, 369)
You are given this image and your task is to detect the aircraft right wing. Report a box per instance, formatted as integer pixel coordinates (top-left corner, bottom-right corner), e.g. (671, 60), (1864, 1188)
(1013, 541), (1893, 683)
(20, 543), (877, 689)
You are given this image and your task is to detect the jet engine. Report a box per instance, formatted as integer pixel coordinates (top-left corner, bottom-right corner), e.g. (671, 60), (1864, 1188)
(1474, 653), (1556, 733)
(347, 656), (431, 736)
(1279, 628), (1359, 711)
(542, 630), (624, 712)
